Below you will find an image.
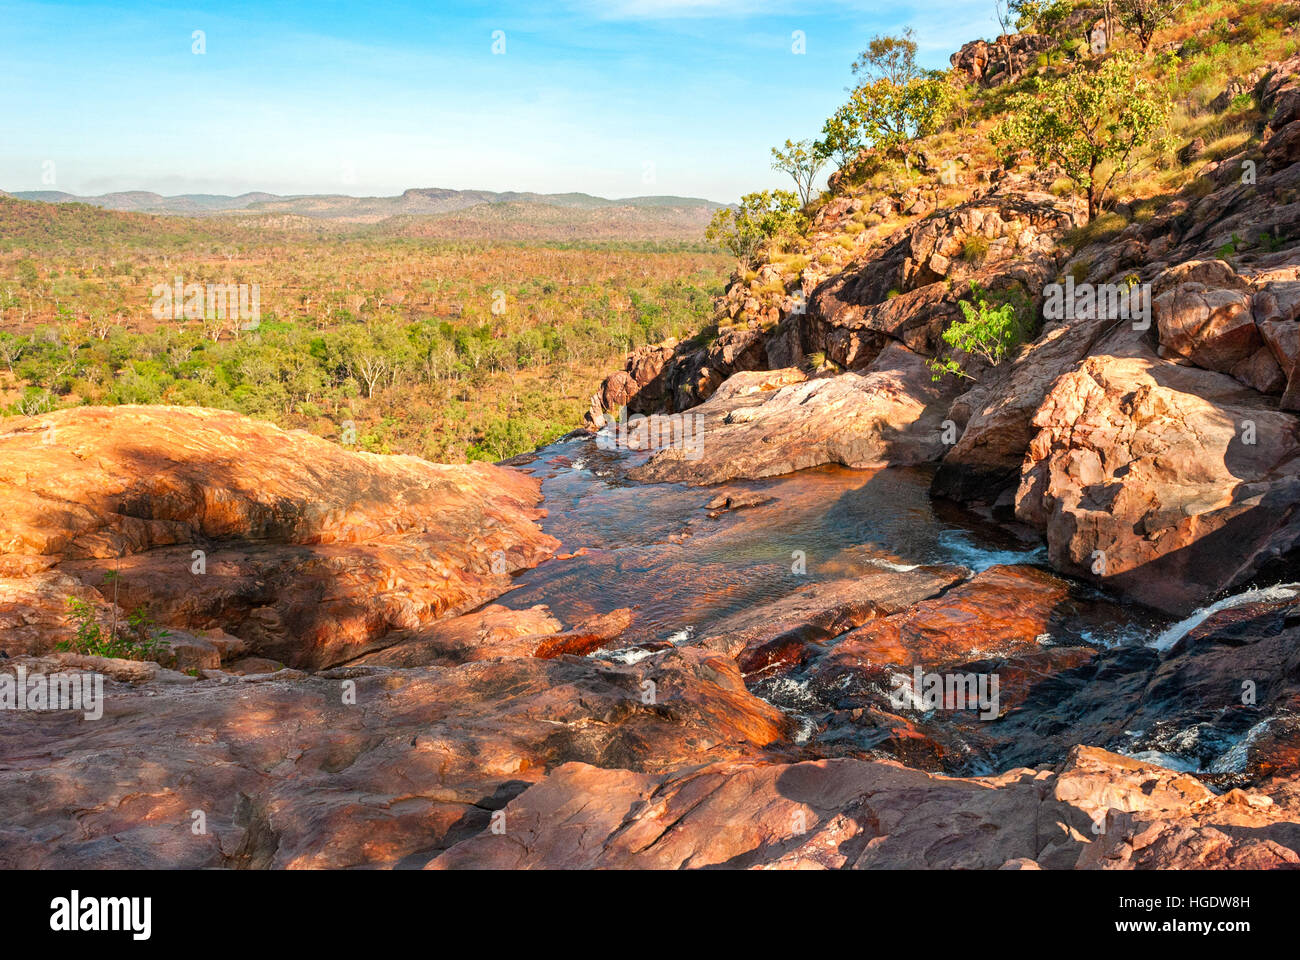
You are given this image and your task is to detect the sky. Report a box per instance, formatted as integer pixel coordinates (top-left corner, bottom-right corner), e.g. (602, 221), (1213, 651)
(0, 1), (1001, 204)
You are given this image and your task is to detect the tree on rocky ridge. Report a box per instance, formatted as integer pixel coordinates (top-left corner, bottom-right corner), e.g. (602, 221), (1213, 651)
(705, 190), (803, 268)
(823, 30), (952, 172)
(991, 54), (1169, 219)
(770, 139), (827, 207)
(1115, 0), (1186, 52)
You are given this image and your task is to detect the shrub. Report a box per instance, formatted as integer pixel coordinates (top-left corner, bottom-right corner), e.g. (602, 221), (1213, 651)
(60, 587), (169, 662)
(930, 283), (1029, 381)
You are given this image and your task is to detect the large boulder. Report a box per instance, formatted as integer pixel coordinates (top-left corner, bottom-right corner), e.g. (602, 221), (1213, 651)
(0, 406), (559, 668)
(1014, 344), (1300, 614)
(1153, 261), (1286, 393)
(628, 344), (957, 485)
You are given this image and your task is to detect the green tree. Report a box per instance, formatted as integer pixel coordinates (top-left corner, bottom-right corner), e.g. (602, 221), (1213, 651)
(770, 139), (827, 207)
(827, 31), (951, 168)
(847, 74), (951, 158)
(1116, 0), (1186, 52)
(818, 102), (866, 170)
(705, 190), (804, 267)
(991, 55), (1169, 219)
(851, 28), (923, 86)
(1010, 0), (1072, 32)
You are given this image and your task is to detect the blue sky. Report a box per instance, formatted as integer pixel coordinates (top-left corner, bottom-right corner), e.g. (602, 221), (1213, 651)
(0, 1), (999, 203)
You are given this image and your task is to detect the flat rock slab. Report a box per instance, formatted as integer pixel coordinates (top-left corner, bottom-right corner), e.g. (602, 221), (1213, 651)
(0, 646), (791, 869)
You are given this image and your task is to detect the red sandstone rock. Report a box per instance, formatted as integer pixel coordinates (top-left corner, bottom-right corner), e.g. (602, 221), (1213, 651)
(1015, 345), (1300, 614)
(427, 745), (1300, 869)
(629, 344), (958, 485)
(0, 406), (559, 667)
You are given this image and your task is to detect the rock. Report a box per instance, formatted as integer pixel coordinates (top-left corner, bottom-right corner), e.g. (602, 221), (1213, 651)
(694, 564), (968, 679)
(427, 745), (1300, 869)
(1014, 343), (1300, 614)
(224, 656), (285, 675)
(0, 570), (115, 657)
(0, 646), (791, 868)
(933, 312), (1133, 506)
(0, 407), (559, 669)
(1178, 137), (1207, 164)
(628, 345), (958, 486)
(811, 565), (1082, 677)
(808, 194), (1079, 369)
(1253, 280), (1300, 406)
(1154, 276), (1285, 393)
(346, 604), (564, 667)
(950, 33), (1055, 87)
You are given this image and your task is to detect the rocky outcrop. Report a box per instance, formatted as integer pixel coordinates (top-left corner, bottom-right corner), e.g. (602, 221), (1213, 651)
(1153, 260), (1287, 394)
(0, 406), (559, 668)
(950, 33), (1056, 87)
(805, 193), (1078, 368)
(1014, 341), (1300, 614)
(0, 646), (791, 868)
(627, 344), (958, 485)
(428, 745), (1299, 869)
(586, 191), (1081, 428)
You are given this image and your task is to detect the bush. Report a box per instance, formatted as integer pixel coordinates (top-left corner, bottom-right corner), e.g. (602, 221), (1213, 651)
(930, 283), (1030, 381)
(60, 589), (169, 662)
(705, 190), (805, 268)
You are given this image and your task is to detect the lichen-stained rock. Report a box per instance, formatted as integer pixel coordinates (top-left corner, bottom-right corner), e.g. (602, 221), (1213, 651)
(426, 746), (1300, 869)
(629, 344), (957, 486)
(0, 406), (559, 667)
(1014, 344), (1300, 614)
(0, 646), (791, 869)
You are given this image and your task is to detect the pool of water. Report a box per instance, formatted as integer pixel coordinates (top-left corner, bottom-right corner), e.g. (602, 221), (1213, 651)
(497, 433), (1159, 650)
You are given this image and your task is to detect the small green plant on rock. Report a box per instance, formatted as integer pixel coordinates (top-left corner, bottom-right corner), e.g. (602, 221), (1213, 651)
(930, 283), (1029, 381)
(60, 571), (170, 662)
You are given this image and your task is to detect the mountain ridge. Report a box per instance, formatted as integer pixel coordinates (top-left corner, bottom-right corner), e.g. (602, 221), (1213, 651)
(8, 186), (729, 219)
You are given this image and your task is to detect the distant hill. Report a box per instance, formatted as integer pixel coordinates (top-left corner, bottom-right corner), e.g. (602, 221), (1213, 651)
(5, 186), (727, 239)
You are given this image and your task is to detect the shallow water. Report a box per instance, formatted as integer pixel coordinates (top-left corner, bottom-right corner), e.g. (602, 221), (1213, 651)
(499, 434), (1159, 650)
